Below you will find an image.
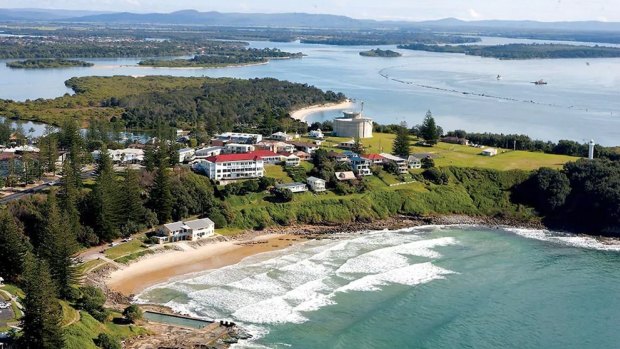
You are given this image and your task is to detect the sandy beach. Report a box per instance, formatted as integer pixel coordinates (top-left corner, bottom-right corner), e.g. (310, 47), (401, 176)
(106, 234), (303, 297)
(290, 99), (355, 123)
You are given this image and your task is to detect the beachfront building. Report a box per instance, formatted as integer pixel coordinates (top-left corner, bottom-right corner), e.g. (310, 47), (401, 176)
(195, 146), (223, 159)
(306, 176), (327, 192)
(482, 148), (498, 157)
(224, 143), (255, 154)
(308, 129), (325, 139)
(270, 132), (293, 142)
(156, 218), (215, 244)
(276, 182), (308, 193)
(178, 148), (195, 163)
(380, 153), (409, 174)
(333, 111), (373, 139)
(350, 156), (372, 176)
(284, 154), (301, 167)
(407, 156), (422, 169)
(214, 132), (263, 145)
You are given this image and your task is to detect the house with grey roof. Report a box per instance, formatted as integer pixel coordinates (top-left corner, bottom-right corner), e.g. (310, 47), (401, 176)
(156, 218), (215, 244)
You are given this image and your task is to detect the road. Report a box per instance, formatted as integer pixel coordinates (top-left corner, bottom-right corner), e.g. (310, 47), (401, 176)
(0, 170), (96, 204)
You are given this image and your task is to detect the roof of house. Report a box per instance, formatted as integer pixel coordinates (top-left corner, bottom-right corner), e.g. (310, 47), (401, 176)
(335, 171), (357, 181)
(288, 141), (319, 148)
(184, 218), (215, 230)
(205, 150), (279, 163)
(163, 221), (185, 232)
(364, 153), (384, 160)
(277, 182), (307, 189)
(307, 176), (326, 183)
(380, 153), (406, 162)
(326, 151), (347, 158)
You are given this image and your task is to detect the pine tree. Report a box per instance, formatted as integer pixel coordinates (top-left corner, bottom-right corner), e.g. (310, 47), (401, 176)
(20, 254), (65, 349)
(38, 128), (58, 174)
(392, 124), (411, 158)
(60, 159), (81, 239)
(0, 210), (31, 282)
(420, 110), (441, 145)
(39, 191), (79, 299)
(123, 170), (145, 226)
(150, 162), (173, 224)
(351, 137), (365, 155)
(90, 148), (123, 241)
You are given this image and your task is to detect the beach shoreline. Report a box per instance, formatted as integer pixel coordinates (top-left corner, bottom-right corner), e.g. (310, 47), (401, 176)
(290, 99), (355, 123)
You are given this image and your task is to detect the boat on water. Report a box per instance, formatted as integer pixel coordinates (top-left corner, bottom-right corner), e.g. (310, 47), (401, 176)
(496, 75), (502, 80)
(532, 79), (548, 85)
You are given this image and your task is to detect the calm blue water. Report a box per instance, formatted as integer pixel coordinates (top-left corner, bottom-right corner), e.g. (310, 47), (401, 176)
(1, 37), (619, 144)
(137, 226), (620, 349)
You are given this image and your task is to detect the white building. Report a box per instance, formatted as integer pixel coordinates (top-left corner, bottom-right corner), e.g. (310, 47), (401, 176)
(407, 156), (422, 169)
(256, 141), (295, 154)
(92, 148), (144, 164)
(284, 154), (301, 167)
(270, 132), (293, 142)
(194, 152), (265, 181)
(333, 111), (373, 139)
(380, 153), (409, 174)
(350, 156), (372, 176)
(308, 129), (325, 139)
(224, 143), (255, 154)
(195, 146), (223, 159)
(481, 148), (498, 157)
(288, 141), (320, 154)
(156, 218), (215, 244)
(178, 148), (195, 163)
(276, 182), (308, 193)
(306, 176), (327, 192)
(215, 132), (263, 144)
(338, 139), (357, 149)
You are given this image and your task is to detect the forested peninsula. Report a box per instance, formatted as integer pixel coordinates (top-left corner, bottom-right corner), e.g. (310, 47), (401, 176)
(138, 48), (303, 68)
(6, 58), (94, 69)
(397, 43), (620, 59)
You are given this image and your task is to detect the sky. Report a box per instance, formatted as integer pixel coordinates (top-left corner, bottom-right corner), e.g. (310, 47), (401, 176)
(1, 0), (619, 22)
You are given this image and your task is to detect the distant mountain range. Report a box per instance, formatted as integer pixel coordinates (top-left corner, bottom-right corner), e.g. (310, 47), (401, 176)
(1, 8), (620, 32)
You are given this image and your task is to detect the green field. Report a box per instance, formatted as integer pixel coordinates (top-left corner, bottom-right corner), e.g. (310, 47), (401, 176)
(304, 133), (578, 171)
(264, 165), (293, 183)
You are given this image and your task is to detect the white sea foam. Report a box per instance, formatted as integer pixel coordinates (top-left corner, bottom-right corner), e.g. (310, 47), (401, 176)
(506, 228), (620, 251)
(336, 262), (454, 293)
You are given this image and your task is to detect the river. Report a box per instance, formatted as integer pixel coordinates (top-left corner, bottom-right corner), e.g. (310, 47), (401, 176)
(0, 37), (619, 144)
(136, 226), (620, 349)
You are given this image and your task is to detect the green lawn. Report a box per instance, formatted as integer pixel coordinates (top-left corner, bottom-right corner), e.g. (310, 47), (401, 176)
(104, 237), (147, 260)
(65, 311), (149, 349)
(410, 142), (577, 170)
(264, 165), (293, 183)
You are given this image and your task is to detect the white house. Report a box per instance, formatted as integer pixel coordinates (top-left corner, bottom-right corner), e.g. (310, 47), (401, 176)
(224, 143), (255, 154)
(194, 152), (265, 181)
(270, 132), (293, 142)
(380, 153), (409, 174)
(92, 148), (144, 164)
(306, 176), (327, 192)
(178, 148), (195, 163)
(156, 218), (215, 244)
(335, 171), (357, 181)
(195, 146), (223, 159)
(215, 132), (262, 144)
(276, 182), (308, 193)
(350, 156), (372, 176)
(407, 156), (422, 169)
(482, 148), (498, 157)
(308, 129), (324, 139)
(284, 154), (301, 167)
(338, 139), (357, 149)
(256, 141), (295, 154)
(287, 141), (320, 154)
